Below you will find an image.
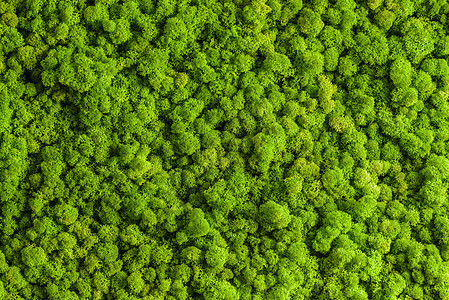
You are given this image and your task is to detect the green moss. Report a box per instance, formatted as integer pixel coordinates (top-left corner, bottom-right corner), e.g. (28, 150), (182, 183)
(1, 1), (449, 299)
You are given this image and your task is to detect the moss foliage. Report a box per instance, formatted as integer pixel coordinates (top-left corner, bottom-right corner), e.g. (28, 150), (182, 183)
(1, 0), (449, 299)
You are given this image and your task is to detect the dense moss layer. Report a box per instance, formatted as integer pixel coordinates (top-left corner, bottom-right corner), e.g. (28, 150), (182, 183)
(2, 0), (449, 299)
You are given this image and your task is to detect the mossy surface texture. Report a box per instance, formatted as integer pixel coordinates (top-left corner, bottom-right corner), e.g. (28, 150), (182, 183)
(2, 0), (449, 299)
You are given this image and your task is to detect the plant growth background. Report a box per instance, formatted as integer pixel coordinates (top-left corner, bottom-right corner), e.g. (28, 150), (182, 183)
(1, 0), (449, 299)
